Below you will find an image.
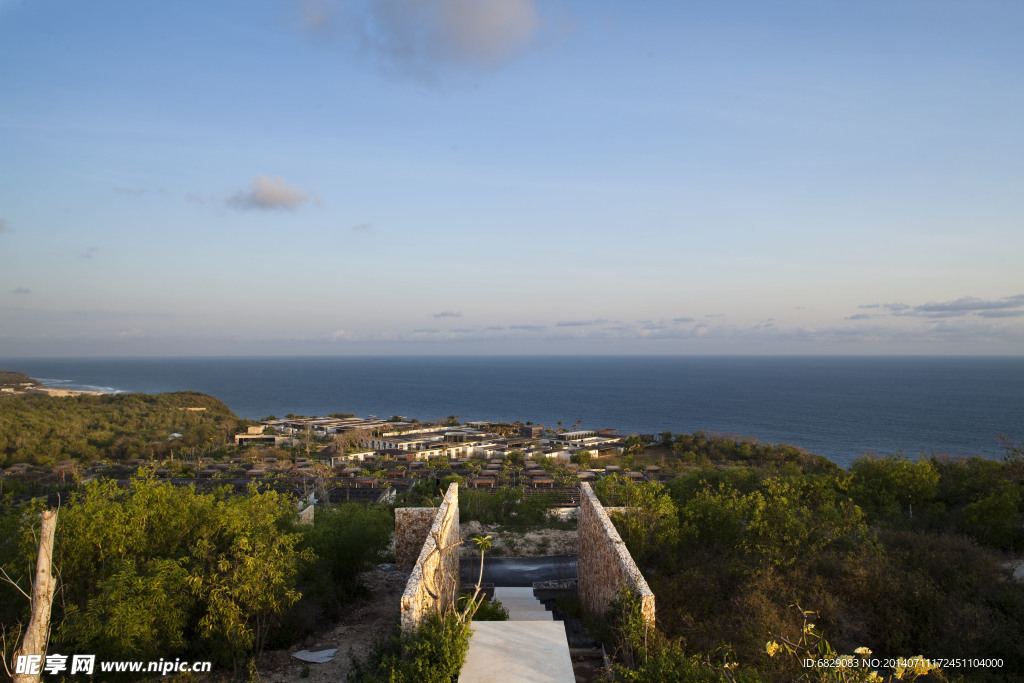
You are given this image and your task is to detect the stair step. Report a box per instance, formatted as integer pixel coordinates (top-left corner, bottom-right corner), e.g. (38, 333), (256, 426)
(492, 586), (555, 621)
(460, 620), (575, 682)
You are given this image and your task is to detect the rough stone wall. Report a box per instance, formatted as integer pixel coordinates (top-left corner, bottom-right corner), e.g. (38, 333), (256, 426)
(400, 483), (460, 632)
(394, 508), (437, 571)
(577, 483), (656, 627)
(297, 504), (315, 526)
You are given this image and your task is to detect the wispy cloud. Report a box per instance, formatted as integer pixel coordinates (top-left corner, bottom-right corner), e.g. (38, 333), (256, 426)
(352, 222), (373, 231)
(509, 324), (545, 331)
(292, 0), (542, 81)
(227, 175), (319, 211)
(0, 218), (10, 233)
(859, 302), (910, 312)
(293, 0), (339, 35)
(433, 311), (462, 318)
(555, 318), (607, 327)
(113, 186), (168, 198)
(912, 295), (1024, 317)
(864, 295), (1024, 320)
(672, 317), (695, 323)
(187, 192), (218, 205)
(975, 310), (1024, 319)
(845, 313), (876, 320)
(114, 186), (146, 197)
(11, 287), (31, 295)
(80, 247), (98, 260)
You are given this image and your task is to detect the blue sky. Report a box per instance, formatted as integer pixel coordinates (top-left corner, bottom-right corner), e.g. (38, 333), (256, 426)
(1, 0), (1023, 356)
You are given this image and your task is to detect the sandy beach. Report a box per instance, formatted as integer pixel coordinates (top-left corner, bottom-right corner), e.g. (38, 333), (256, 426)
(22, 386), (106, 397)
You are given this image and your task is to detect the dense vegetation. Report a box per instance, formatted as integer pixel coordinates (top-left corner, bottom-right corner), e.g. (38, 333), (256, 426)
(0, 391), (243, 466)
(596, 439), (1024, 682)
(0, 474), (395, 679)
(0, 370), (38, 387)
(347, 610), (471, 683)
(4, 380), (1022, 681)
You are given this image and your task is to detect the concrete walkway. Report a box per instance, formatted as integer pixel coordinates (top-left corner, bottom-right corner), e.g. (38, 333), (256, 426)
(459, 587), (576, 682)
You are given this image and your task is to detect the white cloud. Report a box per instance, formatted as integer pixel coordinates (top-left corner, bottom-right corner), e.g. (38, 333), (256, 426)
(329, 329), (354, 341)
(227, 175), (318, 211)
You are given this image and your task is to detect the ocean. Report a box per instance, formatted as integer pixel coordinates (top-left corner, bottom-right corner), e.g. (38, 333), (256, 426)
(2, 356), (1022, 469)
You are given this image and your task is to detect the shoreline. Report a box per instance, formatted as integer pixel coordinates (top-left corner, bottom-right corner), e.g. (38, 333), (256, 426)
(11, 386), (106, 398)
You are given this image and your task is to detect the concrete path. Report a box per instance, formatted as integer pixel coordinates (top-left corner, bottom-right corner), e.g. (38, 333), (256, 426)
(459, 587), (576, 683)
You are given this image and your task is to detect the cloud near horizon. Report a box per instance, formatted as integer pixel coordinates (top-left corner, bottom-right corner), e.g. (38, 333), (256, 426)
(433, 311), (462, 318)
(227, 175), (318, 211)
(11, 287), (31, 295)
(861, 295), (1024, 320)
(555, 318), (607, 327)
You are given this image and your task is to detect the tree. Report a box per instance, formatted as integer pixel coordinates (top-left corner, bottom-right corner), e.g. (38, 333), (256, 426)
(188, 488), (313, 674)
(624, 434), (646, 457)
(607, 479), (679, 565)
(1002, 438), (1024, 482)
(850, 454), (939, 520)
(39, 473), (310, 673)
(460, 535), (493, 622)
(333, 428), (368, 454)
(571, 450), (591, 468)
(961, 481), (1022, 548)
(10, 509), (57, 683)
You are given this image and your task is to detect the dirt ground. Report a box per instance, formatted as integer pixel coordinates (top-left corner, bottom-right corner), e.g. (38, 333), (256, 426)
(256, 568), (408, 683)
(459, 520), (579, 557)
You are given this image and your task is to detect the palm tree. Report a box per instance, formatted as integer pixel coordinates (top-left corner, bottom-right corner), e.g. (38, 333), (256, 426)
(460, 534), (494, 622)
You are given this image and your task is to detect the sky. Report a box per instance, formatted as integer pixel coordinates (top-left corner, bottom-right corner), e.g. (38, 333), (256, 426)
(1, 0), (1023, 356)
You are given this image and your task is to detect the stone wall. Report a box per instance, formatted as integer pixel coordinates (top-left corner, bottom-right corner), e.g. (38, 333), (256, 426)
(399, 483), (460, 632)
(394, 507), (437, 570)
(577, 483), (655, 627)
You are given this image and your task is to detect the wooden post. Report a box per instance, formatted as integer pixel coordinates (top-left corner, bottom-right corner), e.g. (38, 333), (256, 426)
(12, 509), (58, 683)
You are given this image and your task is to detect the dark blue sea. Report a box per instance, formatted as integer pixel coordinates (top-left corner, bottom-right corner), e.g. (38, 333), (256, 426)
(2, 356), (1022, 469)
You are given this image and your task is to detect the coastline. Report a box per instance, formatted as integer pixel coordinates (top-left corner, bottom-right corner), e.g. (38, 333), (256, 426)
(3, 356), (1021, 467)
(23, 386), (107, 397)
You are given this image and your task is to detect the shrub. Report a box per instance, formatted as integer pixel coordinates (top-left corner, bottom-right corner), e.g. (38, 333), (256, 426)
(349, 611), (471, 683)
(850, 455), (939, 522)
(298, 503), (394, 614)
(462, 595), (509, 621)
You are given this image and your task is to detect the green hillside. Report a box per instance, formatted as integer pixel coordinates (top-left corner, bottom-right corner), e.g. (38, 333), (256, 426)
(0, 390), (243, 466)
